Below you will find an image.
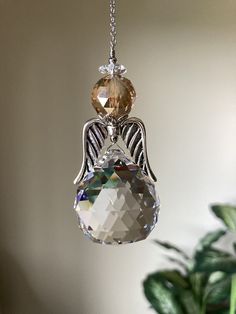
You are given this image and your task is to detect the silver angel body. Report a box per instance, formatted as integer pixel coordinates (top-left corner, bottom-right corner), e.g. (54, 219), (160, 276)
(74, 117), (156, 184)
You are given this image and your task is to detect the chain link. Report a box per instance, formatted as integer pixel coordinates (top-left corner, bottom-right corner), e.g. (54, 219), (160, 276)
(109, 0), (117, 63)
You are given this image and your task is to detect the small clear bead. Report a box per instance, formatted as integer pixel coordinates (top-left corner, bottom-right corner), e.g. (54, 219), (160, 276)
(99, 63), (127, 75)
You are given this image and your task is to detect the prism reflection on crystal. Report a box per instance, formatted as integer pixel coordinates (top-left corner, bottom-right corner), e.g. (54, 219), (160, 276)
(74, 149), (160, 244)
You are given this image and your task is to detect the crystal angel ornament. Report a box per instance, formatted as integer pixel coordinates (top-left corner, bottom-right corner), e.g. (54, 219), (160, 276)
(73, 0), (160, 244)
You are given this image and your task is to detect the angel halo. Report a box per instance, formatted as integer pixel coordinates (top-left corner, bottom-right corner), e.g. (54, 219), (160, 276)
(73, 0), (160, 245)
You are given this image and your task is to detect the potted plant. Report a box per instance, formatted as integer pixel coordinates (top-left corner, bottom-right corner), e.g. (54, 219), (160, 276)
(143, 205), (236, 314)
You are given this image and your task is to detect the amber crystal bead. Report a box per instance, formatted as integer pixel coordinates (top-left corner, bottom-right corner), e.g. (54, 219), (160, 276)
(91, 75), (136, 119)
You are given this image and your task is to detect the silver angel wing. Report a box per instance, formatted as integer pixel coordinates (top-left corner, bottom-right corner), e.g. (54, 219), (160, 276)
(121, 117), (157, 182)
(74, 118), (108, 184)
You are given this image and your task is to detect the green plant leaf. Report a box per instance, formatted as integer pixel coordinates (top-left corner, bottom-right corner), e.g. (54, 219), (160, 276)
(230, 274), (236, 314)
(204, 272), (231, 305)
(189, 272), (209, 306)
(233, 243), (236, 253)
(167, 256), (188, 272)
(206, 306), (229, 314)
(191, 230), (228, 281)
(196, 229), (226, 251)
(211, 205), (236, 231)
(154, 240), (190, 260)
(192, 248), (236, 274)
(145, 204), (236, 314)
(179, 290), (200, 314)
(144, 274), (184, 314)
(143, 271), (199, 314)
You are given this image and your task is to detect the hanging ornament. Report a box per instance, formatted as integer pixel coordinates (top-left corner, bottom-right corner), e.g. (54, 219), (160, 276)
(73, 0), (160, 244)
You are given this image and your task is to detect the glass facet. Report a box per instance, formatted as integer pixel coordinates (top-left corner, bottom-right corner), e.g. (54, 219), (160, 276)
(91, 75), (136, 118)
(74, 149), (160, 244)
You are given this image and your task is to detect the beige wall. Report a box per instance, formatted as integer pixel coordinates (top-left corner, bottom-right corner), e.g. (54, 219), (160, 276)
(0, 1), (236, 313)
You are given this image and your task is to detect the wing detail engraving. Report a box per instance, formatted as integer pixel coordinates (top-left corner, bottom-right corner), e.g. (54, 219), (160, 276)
(74, 118), (108, 184)
(121, 117), (157, 182)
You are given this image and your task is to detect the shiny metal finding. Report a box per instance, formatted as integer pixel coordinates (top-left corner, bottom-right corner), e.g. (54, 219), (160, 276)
(74, 116), (157, 185)
(109, 0), (117, 64)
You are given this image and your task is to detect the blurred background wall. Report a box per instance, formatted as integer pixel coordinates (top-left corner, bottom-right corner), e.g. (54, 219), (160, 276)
(0, 0), (236, 313)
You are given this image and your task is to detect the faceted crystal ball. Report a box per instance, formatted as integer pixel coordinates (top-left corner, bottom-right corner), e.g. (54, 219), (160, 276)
(91, 75), (136, 119)
(74, 149), (160, 244)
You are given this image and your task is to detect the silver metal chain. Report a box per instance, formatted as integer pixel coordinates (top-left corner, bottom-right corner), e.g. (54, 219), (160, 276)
(99, 0), (127, 74)
(109, 0), (117, 64)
